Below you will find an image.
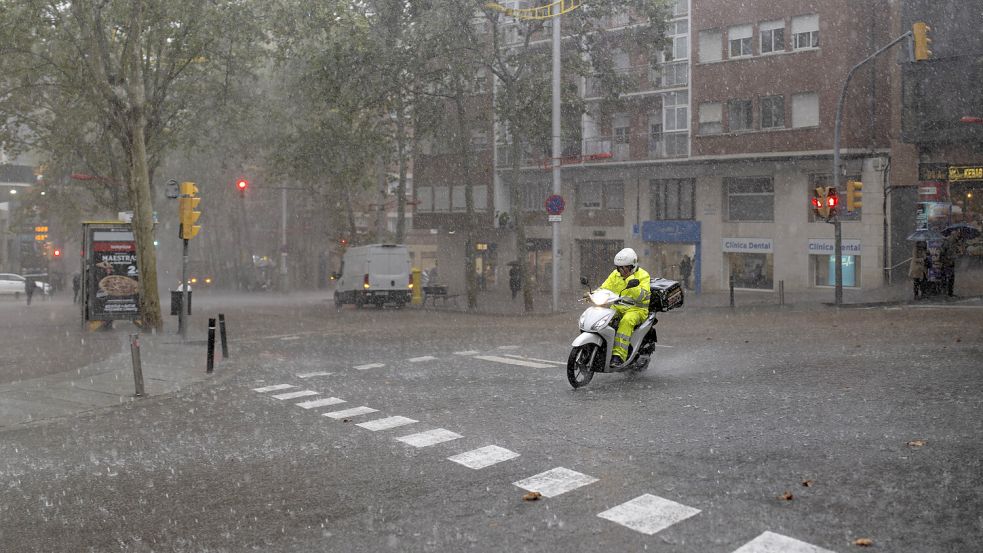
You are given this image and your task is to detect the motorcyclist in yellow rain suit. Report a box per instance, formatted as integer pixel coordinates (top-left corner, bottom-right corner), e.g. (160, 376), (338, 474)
(598, 248), (651, 366)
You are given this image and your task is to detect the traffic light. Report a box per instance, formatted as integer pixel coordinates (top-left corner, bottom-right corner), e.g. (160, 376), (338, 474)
(846, 180), (863, 212)
(52, 248), (62, 258)
(178, 181), (201, 240)
(827, 187), (839, 215)
(235, 179), (248, 198)
(912, 21), (932, 61)
(812, 187), (831, 219)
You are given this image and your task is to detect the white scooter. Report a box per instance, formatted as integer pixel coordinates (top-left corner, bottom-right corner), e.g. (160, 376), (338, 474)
(567, 276), (660, 389)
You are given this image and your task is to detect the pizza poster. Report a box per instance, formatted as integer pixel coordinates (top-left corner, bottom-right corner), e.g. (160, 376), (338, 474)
(88, 230), (141, 320)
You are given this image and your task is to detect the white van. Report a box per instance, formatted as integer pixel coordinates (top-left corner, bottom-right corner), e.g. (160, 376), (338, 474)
(333, 244), (412, 308)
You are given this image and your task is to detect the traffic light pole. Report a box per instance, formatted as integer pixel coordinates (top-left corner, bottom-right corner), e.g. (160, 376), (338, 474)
(832, 31), (912, 305)
(179, 238), (189, 339)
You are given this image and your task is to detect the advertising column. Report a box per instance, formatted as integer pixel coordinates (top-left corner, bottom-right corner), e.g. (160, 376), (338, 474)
(82, 222), (140, 323)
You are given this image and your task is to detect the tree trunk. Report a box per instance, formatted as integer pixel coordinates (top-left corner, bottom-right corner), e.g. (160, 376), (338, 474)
(509, 138), (533, 312)
(454, 93), (478, 311)
(395, 94), (408, 243)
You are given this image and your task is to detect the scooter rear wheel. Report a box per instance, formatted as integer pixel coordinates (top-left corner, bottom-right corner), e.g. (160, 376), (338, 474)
(567, 344), (597, 389)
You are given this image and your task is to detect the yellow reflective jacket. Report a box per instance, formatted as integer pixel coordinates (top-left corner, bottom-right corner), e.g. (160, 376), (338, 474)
(600, 267), (651, 312)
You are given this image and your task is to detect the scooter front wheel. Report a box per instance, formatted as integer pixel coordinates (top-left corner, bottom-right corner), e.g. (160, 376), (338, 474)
(567, 344), (597, 389)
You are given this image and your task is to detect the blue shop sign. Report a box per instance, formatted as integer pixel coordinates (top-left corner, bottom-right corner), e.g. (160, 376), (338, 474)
(642, 220), (701, 243)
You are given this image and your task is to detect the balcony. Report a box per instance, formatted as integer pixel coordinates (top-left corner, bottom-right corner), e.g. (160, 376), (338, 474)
(585, 61), (688, 99)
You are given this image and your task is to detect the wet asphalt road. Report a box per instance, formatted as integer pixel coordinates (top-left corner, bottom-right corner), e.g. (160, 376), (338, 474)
(1, 295), (981, 552)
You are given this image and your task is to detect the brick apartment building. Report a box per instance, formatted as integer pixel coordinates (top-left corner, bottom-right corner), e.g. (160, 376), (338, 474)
(412, 0), (981, 298)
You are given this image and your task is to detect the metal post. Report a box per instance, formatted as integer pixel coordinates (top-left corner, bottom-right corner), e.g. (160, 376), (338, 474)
(280, 187), (289, 293)
(729, 275), (735, 308)
(218, 313), (229, 360)
(833, 31), (911, 306)
(206, 318), (216, 374)
(550, 5), (562, 312)
(779, 280), (785, 306)
(179, 238), (189, 338)
(129, 333), (144, 397)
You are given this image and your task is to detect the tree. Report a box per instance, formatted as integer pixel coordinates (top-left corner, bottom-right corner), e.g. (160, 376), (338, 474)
(0, 0), (266, 330)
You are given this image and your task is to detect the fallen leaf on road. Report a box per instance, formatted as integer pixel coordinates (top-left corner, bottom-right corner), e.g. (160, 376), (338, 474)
(801, 479), (814, 487)
(907, 440), (926, 447)
(342, 418), (352, 423)
(522, 491), (542, 501)
(854, 538), (873, 546)
(779, 491), (794, 501)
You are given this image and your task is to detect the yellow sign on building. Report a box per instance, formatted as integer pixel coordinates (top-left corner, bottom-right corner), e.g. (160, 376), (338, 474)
(948, 166), (983, 182)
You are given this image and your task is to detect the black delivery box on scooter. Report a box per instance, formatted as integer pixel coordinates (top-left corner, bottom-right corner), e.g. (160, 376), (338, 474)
(651, 278), (684, 312)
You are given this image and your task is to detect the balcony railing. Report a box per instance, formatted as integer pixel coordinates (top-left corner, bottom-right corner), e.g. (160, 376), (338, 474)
(585, 61), (689, 98)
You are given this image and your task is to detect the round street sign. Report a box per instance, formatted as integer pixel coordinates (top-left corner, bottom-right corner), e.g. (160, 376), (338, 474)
(545, 194), (565, 215)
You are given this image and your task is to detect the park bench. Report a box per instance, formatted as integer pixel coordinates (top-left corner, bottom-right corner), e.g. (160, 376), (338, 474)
(423, 285), (460, 308)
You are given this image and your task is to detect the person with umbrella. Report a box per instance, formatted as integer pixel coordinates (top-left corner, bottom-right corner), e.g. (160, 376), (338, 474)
(908, 241), (931, 299)
(938, 227), (967, 297)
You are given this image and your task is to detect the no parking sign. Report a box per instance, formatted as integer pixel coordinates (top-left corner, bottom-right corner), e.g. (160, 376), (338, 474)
(544, 194), (565, 215)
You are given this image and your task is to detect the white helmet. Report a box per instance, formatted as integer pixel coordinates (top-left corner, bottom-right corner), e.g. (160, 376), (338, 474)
(614, 247), (638, 272)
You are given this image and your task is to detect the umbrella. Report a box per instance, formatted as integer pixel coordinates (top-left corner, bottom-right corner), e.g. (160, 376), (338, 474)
(942, 223), (981, 240)
(906, 227), (944, 242)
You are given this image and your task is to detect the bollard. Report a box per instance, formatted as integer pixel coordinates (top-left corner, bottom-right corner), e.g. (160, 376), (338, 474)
(218, 313), (230, 360)
(779, 280), (785, 306)
(207, 318), (216, 374)
(729, 275), (735, 308)
(130, 333), (145, 397)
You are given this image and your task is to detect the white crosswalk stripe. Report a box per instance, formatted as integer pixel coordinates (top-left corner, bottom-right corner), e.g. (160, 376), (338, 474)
(408, 356), (437, 362)
(597, 494), (701, 536)
(356, 416), (418, 431)
(396, 428), (463, 448)
(252, 384), (296, 393)
(297, 371), (333, 378)
(474, 355), (553, 369)
(353, 363), (385, 370)
(731, 531), (838, 553)
(271, 390), (319, 400)
(453, 350), (480, 356)
(321, 406), (378, 419)
(503, 353), (565, 366)
(296, 397), (346, 409)
(513, 467), (598, 498)
(447, 445), (519, 469)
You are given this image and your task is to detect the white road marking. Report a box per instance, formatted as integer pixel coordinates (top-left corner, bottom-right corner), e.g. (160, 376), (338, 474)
(454, 350), (480, 356)
(297, 371), (334, 378)
(597, 494), (701, 536)
(731, 531), (838, 553)
(356, 416), (418, 431)
(502, 354), (565, 366)
(296, 397), (346, 409)
(496, 345), (520, 350)
(408, 356), (437, 362)
(513, 467), (598, 498)
(474, 355), (553, 369)
(271, 390), (319, 400)
(353, 363), (385, 370)
(279, 336), (301, 341)
(252, 384), (296, 393)
(322, 406), (378, 419)
(447, 445), (520, 469)
(396, 428), (463, 448)
(654, 344), (674, 348)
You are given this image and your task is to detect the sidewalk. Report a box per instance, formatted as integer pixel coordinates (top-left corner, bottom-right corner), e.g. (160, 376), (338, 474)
(0, 309), (214, 429)
(432, 262), (983, 315)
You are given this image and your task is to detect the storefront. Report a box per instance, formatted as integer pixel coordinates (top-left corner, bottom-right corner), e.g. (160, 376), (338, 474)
(642, 220), (700, 293)
(722, 238), (773, 290)
(809, 239), (862, 288)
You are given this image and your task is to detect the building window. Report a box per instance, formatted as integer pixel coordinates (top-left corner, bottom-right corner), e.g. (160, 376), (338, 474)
(792, 92), (819, 128)
(471, 130), (489, 149)
(671, 0), (687, 17)
(473, 185), (488, 211)
(728, 99), (753, 132)
(699, 29), (722, 63)
(728, 24), (753, 58)
(669, 20), (689, 61)
(522, 182), (550, 211)
(434, 185), (450, 211)
(606, 181), (625, 210)
(663, 91), (689, 157)
(650, 179), (695, 220)
(578, 182), (602, 209)
(792, 14), (819, 49)
(814, 255), (860, 287)
(760, 95), (785, 129)
(452, 185), (466, 212)
(576, 181), (624, 210)
(727, 252), (773, 289)
(652, 60), (688, 88)
(417, 186), (434, 212)
(725, 177), (774, 221)
(760, 20), (785, 54)
(699, 102), (723, 135)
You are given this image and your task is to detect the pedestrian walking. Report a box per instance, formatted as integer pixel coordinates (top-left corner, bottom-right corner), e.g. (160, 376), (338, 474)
(72, 273), (81, 304)
(24, 276), (35, 305)
(679, 254), (692, 289)
(939, 230), (961, 297)
(508, 263), (521, 300)
(908, 241), (930, 299)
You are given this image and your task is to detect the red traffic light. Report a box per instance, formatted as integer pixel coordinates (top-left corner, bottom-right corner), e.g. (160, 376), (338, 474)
(827, 192), (839, 208)
(811, 197), (821, 209)
(236, 179), (248, 191)
(53, 248), (62, 257)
